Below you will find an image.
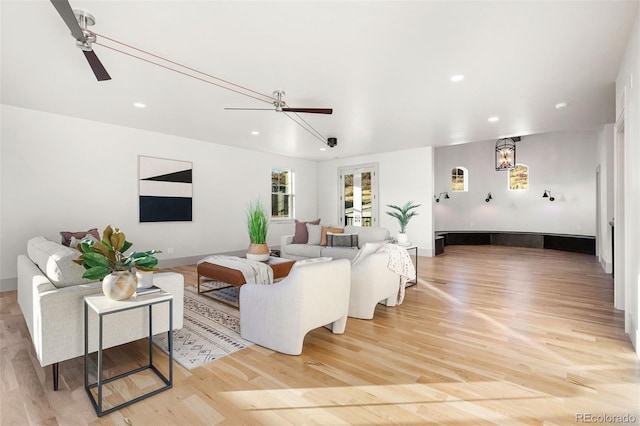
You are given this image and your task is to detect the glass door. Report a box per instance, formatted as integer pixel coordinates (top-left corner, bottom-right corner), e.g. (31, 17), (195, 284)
(339, 164), (378, 227)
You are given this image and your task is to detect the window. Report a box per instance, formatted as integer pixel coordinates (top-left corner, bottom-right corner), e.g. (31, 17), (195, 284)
(271, 168), (294, 219)
(508, 164), (529, 190)
(451, 167), (468, 192)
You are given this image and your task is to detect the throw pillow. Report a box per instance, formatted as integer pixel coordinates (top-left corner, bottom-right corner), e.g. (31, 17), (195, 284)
(320, 226), (343, 246)
(327, 232), (358, 248)
(60, 228), (100, 247)
(292, 218), (321, 244)
(306, 224), (322, 245)
(69, 233), (98, 249)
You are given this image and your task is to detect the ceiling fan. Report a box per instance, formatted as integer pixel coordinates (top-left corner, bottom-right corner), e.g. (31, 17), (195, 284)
(225, 90), (332, 115)
(50, 0), (111, 81)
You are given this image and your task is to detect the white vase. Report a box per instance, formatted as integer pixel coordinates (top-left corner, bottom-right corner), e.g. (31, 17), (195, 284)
(102, 271), (137, 300)
(136, 270), (154, 289)
(397, 233), (410, 246)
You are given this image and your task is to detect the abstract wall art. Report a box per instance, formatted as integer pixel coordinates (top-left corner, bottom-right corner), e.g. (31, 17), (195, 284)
(139, 155), (193, 222)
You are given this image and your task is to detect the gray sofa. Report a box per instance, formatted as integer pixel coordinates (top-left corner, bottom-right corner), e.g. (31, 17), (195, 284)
(17, 236), (184, 389)
(280, 225), (390, 260)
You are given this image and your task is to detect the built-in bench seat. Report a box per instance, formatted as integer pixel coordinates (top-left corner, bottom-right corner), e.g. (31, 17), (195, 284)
(435, 231), (595, 255)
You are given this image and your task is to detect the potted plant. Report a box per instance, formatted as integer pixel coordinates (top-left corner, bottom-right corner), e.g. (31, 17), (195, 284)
(246, 199), (270, 261)
(74, 225), (161, 300)
(386, 201), (421, 246)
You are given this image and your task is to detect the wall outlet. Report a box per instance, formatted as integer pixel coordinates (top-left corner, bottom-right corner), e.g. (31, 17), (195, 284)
(167, 247), (175, 254)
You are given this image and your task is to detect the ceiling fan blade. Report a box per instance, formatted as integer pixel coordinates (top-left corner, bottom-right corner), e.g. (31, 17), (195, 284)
(82, 50), (111, 81)
(282, 107), (333, 115)
(50, 0), (85, 41)
(224, 107), (273, 111)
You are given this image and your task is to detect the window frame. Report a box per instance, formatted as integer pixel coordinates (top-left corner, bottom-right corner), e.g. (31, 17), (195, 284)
(271, 168), (294, 220)
(451, 166), (468, 192)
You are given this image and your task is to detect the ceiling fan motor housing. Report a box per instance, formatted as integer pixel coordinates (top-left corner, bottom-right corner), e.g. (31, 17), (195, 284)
(327, 137), (337, 147)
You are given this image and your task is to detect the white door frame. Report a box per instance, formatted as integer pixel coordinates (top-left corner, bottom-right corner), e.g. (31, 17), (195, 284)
(338, 163), (379, 227)
(613, 91), (626, 317)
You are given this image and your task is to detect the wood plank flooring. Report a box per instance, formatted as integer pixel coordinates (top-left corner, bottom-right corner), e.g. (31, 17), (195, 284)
(1, 246), (638, 425)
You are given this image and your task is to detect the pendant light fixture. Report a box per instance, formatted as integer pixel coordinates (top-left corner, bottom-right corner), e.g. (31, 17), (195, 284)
(495, 137), (518, 171)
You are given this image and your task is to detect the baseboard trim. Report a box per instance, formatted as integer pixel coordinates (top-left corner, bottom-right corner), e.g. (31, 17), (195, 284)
(600, 258), (613, 274)
(159, 255), (208, 269)
(0, 277), (17, 292)
(627, 312), (639, 359)
(418, 248), (434, 257)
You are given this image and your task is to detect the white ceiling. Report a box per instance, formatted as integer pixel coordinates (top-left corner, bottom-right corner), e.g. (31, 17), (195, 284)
(1, 1), (637, 161)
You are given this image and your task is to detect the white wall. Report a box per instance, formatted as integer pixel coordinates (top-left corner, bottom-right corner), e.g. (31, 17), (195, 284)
(317, 147), (435, 256)
(615, 7), (640, 355)
(434, 131), (598, 235)
(0, 105), (318, 290)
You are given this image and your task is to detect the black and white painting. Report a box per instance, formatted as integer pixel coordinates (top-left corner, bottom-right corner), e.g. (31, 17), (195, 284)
(139, 156), (193, 222)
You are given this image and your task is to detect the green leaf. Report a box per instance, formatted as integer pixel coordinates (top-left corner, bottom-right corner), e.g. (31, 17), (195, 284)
(135, 257), (158, 270)
(82, 266), (110, 281)
(82, 251), (109, 268)
(121, 240), (133, 253)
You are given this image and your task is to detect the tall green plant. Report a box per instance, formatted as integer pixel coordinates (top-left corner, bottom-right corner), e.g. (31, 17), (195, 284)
(247, 199), (269, 244)
(386, 201), (421, 233)
(74, 225), (161, 280)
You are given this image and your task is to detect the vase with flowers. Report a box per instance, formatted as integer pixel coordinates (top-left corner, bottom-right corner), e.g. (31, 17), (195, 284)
(74, 225), (161, 300)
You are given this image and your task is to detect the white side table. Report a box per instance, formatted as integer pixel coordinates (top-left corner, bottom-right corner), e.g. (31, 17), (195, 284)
(84, 292), (173, 417)
(403, 245), (418, 286)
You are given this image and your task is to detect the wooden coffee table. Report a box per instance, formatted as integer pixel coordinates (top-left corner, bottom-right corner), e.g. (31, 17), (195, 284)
(197, 256), (296, 302)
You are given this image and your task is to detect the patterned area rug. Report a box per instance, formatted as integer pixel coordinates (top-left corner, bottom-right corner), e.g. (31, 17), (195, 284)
(152, 282), (251, 370)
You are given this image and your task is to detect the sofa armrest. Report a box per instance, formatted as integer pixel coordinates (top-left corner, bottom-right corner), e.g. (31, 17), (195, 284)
(280, 234), (294, 257)
(281, 234), (294, 246)
(18, 253), (184, 367)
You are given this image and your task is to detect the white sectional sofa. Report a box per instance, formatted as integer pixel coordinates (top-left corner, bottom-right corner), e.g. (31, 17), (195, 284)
(280, 225), (390, 260)
(17, 236), (184, 390)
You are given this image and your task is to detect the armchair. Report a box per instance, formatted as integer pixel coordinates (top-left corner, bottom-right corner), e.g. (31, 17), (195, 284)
(349, 251), (401, 319)
(239, 259), (351, 355)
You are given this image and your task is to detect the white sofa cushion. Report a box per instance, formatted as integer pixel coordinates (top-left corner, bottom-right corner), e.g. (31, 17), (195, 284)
(286, 243), (323, 258)
(320, 246), (360, 260)
(344, 226), (390, 248)
(351, 241), (386, 266)
(27, 236), (91, 288)
(290, 256), (333, 271)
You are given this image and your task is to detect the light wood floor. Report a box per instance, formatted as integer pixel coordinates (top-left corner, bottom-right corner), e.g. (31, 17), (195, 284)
(1, 246), (639, 425)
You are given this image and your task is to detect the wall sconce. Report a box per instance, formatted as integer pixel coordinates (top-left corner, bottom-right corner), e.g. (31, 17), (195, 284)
(495, 137), (519, 171)
(435, 192), (450, 202)
(485, 192), (492, 203)
(542, 190), (555, 201)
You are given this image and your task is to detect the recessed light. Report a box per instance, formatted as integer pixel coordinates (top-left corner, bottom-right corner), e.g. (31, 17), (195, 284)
(488, 116), (499, 122)
(133, 102), (146, 108)
(450, 74), (464, 82)
(320, 147), (327, 151)
(555, 102), (568, 110)
(251, 131), (260, 135)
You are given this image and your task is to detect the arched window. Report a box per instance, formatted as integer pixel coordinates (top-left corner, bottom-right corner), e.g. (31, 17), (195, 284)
(508, 164), (529, 190)
(451, 167), (468, 192)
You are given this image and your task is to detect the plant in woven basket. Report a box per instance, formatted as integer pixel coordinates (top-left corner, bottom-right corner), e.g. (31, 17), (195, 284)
(247, 199), (269, 244)
(74, 225), (161, 280)
(246, 199), (270, 261)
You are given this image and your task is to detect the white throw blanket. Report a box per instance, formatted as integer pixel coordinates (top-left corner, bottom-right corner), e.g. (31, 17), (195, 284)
(197, 255), (274, 285)
(377, 244), (416, 304)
